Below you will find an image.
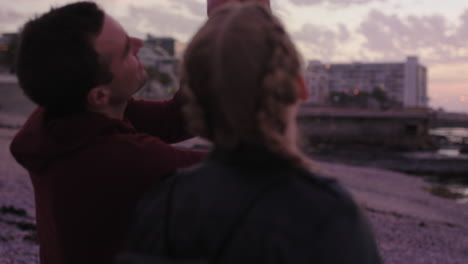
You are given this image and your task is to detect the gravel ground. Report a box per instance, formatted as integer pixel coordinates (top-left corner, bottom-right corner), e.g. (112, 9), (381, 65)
(318, 162), (468, 264)
(0, 128), (38, 264)
(1, 125), (467, 264)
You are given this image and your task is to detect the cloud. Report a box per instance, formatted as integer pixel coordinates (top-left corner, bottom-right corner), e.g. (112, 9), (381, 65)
(0, 0), (207, 44)
(289, 0), (385, 6)
(177, 0), (206, 17)
(293, 23), (351, 59)
(0, 9), (26, 31)
(452, 9), (468, 46)
(358, 9), (468, 63)
(118, 4), (203, 41)
(0, 9), (24, 23)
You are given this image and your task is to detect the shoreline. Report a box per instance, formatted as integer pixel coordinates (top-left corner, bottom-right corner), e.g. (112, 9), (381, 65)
(307, 145), (468, 184)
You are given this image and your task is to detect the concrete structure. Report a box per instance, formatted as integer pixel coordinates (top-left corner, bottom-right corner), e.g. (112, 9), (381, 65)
(432, 111), (468, 128)
(0, 74), (35, 115)
(298, 107), (435, 150)
(304, 57), (428, 108)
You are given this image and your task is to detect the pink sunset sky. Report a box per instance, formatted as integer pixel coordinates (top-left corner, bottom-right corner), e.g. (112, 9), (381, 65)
(1, 0), (467, 113)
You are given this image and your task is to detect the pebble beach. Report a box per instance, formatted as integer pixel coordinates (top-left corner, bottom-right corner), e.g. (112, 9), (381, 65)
(1, 114), (467, 264)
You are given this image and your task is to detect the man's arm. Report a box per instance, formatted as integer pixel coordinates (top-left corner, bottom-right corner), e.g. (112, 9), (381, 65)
(94, 132), (206, 202)
(125, 91), (192, 144)
(118, 133), (205, 181)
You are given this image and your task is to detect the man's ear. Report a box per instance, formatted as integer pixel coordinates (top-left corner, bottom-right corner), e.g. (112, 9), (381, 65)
(297, 75), (309, 100)
(87, 86), (111, 109)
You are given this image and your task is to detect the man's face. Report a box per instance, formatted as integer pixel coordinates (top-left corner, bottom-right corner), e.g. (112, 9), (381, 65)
(94, 14), (148, 105)
(207, 0), (270, 17)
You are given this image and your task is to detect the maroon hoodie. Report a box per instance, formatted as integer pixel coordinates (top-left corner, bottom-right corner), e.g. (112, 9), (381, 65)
(10, 96), (205, 264)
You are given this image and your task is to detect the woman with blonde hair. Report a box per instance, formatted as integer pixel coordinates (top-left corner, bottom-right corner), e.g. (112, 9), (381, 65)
(117, 2), (381, 264)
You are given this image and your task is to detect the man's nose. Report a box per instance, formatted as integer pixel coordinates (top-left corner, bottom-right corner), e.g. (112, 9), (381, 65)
(132, 37), (144, 53)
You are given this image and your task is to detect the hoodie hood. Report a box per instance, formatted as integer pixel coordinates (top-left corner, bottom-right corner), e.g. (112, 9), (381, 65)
(10, 108), (136, 173)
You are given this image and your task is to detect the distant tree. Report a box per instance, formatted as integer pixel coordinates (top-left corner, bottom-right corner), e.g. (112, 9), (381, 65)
(138, 66), (176, 99)
(371, 86), (399, 110)
(329, 90), (369, 109)
(144, 66), (158, 80)
(354, 91), (369, 108)
(157, 72), (173, 87)
(371, 86), (388, 104)
(329, 91), (350, 107)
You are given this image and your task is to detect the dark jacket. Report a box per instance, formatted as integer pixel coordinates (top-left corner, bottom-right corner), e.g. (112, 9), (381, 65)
(10, 96), (205, 264)
(119, 145), (381, 264)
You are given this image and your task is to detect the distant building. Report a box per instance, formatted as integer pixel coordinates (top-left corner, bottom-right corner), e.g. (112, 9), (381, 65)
(304, 56), (428, 108)
(304, 60), (329, 105)
(0, 33), (19, 73)
(137, 43), (179, 99)
(138, 44), (178, 71)
(0, 33), (18, 48)
(144, 35), (175, 57)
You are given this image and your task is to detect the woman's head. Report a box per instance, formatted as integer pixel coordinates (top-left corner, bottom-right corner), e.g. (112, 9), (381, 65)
(207, 0), (270, 17)
(182, 2), (305, 155)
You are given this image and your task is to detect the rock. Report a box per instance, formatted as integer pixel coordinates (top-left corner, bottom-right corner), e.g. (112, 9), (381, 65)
(0, 205), (27, 217)
(460, 145), (468, 154)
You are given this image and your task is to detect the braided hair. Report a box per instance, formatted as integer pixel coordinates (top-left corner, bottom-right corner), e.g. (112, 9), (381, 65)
(181, 2), (317, 169)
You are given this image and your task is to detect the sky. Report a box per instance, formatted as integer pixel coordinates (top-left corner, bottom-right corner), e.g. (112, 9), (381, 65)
(0, 0), (467, 113)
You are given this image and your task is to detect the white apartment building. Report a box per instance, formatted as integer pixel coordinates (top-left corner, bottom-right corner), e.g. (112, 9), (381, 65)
(304, 56), (428, 108)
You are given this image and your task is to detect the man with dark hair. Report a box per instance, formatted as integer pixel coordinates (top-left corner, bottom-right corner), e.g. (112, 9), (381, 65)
(10, 2), (204, 264)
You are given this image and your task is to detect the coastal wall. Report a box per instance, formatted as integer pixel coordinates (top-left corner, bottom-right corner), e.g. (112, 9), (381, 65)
(0, 75), (35, 116)
(298, 107), (436, 150)
(432, 112), (468, 128)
